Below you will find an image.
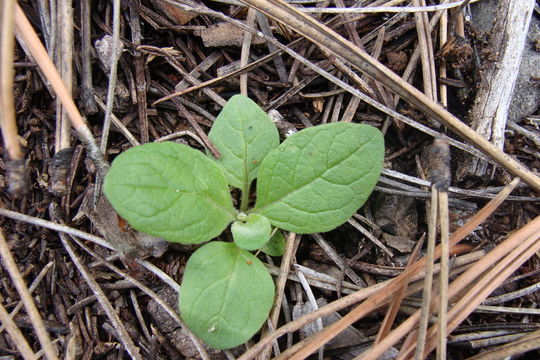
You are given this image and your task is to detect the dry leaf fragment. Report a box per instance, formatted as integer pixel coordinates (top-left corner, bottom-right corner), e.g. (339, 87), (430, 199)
(195, 22), (265, 47)
(148, 0), (199, 25)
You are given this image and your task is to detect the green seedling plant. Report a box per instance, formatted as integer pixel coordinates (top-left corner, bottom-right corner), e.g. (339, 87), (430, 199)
(103, 95), (384, 350)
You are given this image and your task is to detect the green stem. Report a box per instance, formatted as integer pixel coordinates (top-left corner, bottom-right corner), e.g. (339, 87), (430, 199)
(240, 184), (250, 212)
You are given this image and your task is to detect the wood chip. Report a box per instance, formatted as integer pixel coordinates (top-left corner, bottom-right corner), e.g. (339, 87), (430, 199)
(195, 22), (265, 47)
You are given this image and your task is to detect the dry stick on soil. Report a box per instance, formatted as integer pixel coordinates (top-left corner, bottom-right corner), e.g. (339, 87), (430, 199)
(48, 0), (75, 198)
(394, 0), (449, 108)
(13, 4), (108, 175)
(439, 8), (448, 108)
(260, 232), (298, 359)
(239, 0), (540, 192)
(256, 12), (288, 82)
(130, 290), (152, 342)
(365, 210), (540, 360)
(94, 96), (141, 146)
(375, 234), (425, 343)
(152, 81), (221, 158)
(68, 235), (211, 360)
(437, 189), (450, 359)
(300, 0), (481, 14)
(160, 1), (494, 172)
(0, 261), (53, 334)
(430, 138), (451, 360)
(0, 302), (36, 360)
(50, 204), (143, 360)
(483, 280), (540, 305)
(0, 207), (181, 292)
(412, 0), (437, 103)
(238, 178), (521, 360)
(153, 47), (285, 104)
(240, 8), (257, 95)
(0, 228), (59, 360)
(294, 266), (324, 360)
(174, 50), (222, 92)
(381, 168), (538, 202)
(184, 1), (500, 166)
(99, 0), (122, 154)
(129, 0), (150, 144)
(459, 0), (535, 179)
(0, 0), (27, 196)
(312, 233), (367, 287)
(79, 0), (98, 114)
(465, 328), (540, 360)
(399, 215), (540, 360)
(55, 0), (73, 152)
(143, 44), (227, 106)
(414, 190), (438, 360)
(347, 218), (393, 257)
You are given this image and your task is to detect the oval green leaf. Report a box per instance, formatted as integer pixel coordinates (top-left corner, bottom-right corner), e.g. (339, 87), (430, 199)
(179, 242), (275, 349)
(103, 142), (235, 244)
(253, 123), (384, 233)
(209, 95), (280, 191)
(232, 213), (271, 250)
(261, 230), (286, 256)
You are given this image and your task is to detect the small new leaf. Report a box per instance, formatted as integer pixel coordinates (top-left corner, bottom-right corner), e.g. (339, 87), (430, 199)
(232, 213), (271, 251)
(209, 95), (280, 191)
(261, 230), (286, 256)
(179, 242), (275, 349)
(254, 123), (384, 233)
(103, 142), (235, 244)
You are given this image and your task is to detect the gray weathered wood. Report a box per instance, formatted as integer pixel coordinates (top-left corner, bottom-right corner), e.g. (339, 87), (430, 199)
(459, 0), (535, 178)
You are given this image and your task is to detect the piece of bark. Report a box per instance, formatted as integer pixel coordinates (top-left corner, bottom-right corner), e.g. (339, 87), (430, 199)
(81, 187), (168, 258)
(195, 22), (265, 47)
(148, 0), (198, 25)
(458, 0), (535, 179)
(383, 233), (416, 253)
(48, 147), (74, 197)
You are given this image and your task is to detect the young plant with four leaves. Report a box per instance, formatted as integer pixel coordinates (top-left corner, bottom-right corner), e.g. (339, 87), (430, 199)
(103, 95), (384, 350)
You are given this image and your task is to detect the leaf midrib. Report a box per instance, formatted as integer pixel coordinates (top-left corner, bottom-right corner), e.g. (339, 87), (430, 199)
(251, 142), (366, 214)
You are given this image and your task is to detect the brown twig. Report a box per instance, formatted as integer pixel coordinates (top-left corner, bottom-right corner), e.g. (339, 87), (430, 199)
(50, 204), (142, 360)
(464, 328), (540, 360)
(398, 215), (540, 359)
(241, 8), (257, 95)
(129, 0), (150, 144)
(238, 177), (519, 360)
(79, 0), (97, 114)
(414, 190), (438, 360)
(0, 302), (36, 360)
(0, 228), (59, 360)
(375, 234), (424, 343)
(0, 0), (27, 196)
(99, 0), (122, 154)
(13, 4), (108, 175)
(260, 232), (298, 359)
(412, 0), (437, 102)
(160, 0), (493, 167)
(55, 0), (74, 152)
(364, 196), (537, 360)
(0, 262), (53, 334)
(239, 0), (540, 192)
(430, 138), (451, 359)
